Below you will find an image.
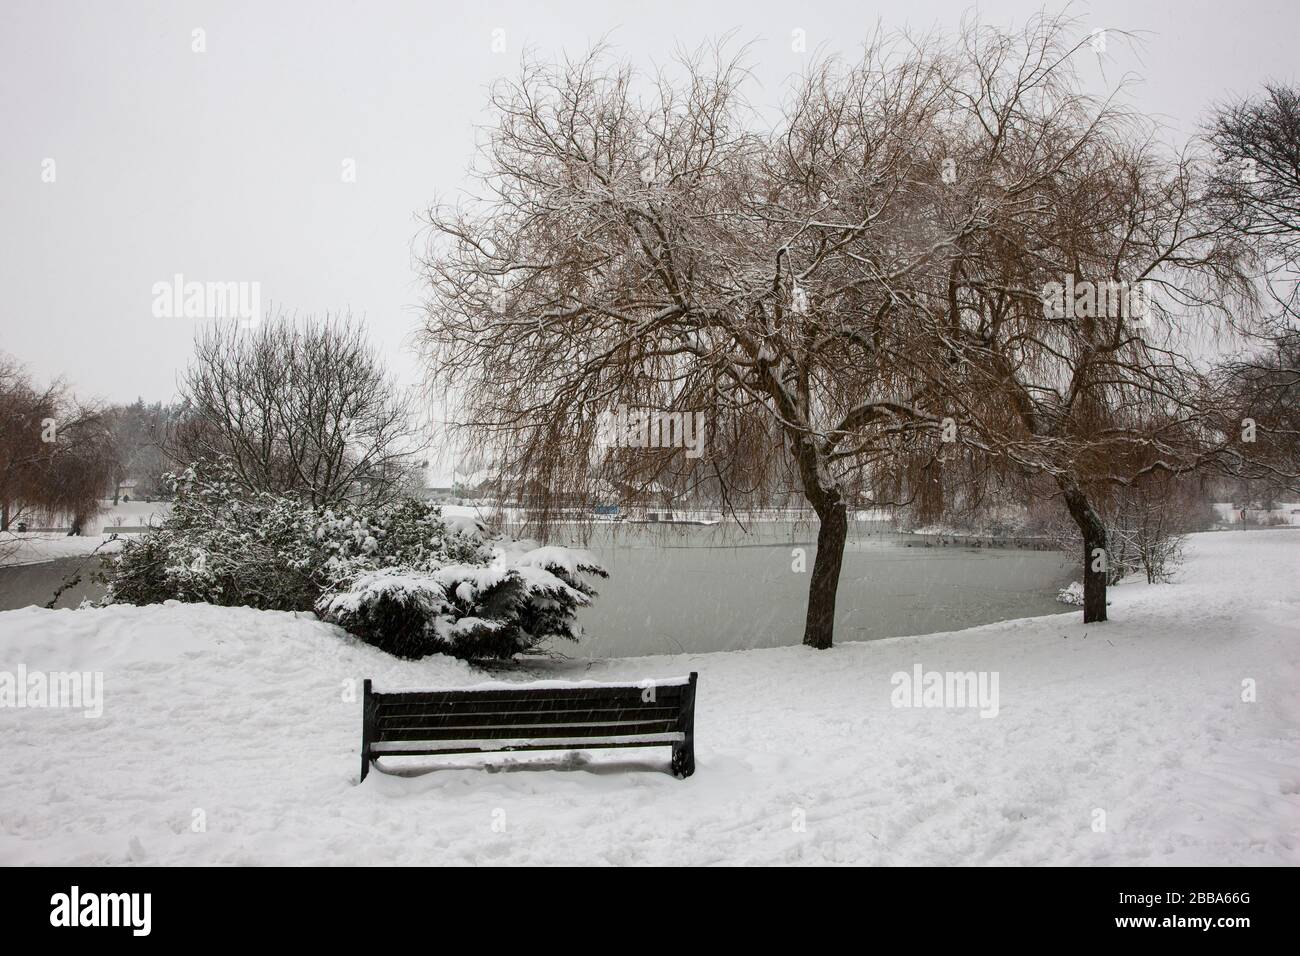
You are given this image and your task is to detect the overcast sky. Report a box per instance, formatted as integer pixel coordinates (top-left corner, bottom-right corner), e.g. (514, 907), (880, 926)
(2, 0), (1297, 411)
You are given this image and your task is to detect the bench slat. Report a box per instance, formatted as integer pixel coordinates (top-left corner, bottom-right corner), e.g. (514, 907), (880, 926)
(370, 732), (685, 754)
(372, 685), (684, 706)
(375, 720), (680, 741)
(375, 706), (681, 727)
(375, 698), (681, 716)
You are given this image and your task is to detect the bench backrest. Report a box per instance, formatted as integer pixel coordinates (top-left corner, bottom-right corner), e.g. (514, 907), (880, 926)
(363, 674), (697, 757)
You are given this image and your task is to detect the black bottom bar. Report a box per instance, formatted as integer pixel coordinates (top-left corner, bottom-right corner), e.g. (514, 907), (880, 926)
(0, 865), (1289, 943)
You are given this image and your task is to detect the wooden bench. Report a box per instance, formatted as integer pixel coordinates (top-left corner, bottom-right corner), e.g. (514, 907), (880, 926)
(361, 673), (697, 780)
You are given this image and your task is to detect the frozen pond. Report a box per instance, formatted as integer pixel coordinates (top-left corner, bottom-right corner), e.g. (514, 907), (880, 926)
(546, 520), (1075, 658)
(0, 520), (1076, 660)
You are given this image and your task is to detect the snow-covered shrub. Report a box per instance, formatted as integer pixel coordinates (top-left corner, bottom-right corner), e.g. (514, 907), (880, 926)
(309, 496), (493, 593)
(316, 570), (474, 659)
(1056, 581), (1085, 606)
(315, 548), (606, 660)
(104, 464), (492, 609)
(103, 467), (323, 610)
(501, 546), (608, 643)
(102, 463), (606, 659)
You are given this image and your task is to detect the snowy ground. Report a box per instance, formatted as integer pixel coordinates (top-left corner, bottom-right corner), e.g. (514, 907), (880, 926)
(0, 529), (1295, 865)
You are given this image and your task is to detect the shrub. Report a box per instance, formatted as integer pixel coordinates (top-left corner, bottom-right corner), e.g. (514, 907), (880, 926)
(315, 549), (606, 660)
(103, 467), (322, 609)
(102, 463), (606, 659)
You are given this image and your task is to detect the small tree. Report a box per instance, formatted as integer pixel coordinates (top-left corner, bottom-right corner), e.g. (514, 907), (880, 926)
(171, 315), (427, 507)
(1109, 483), (1194, 585)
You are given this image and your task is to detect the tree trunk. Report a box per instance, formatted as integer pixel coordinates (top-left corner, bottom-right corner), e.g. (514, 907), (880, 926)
(0, 499), (8, 532)
(788, 432), (850, 650)
(803, 491), (848, 649)
(1059, 478), (1108, 623)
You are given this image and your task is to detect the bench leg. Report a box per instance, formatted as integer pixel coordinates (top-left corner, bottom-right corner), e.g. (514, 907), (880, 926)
(671, 741), (694, 778)
(360, 678), (373, 783)
(672, 672), (697, 777)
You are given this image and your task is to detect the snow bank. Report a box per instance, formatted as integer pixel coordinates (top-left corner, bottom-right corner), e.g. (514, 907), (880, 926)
(0, 530), (1296, 865)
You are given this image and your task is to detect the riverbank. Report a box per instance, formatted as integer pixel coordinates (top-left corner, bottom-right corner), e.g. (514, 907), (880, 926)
(0, 529), (1294, 865)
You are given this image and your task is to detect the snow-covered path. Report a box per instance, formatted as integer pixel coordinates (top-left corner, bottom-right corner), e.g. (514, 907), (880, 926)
(0, 530), (1295, 865)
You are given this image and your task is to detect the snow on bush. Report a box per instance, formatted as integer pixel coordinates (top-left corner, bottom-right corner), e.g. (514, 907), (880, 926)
(316, 548), (605, 659)
(1056, 581), (1085, 606)
(102, 464), (606, 659)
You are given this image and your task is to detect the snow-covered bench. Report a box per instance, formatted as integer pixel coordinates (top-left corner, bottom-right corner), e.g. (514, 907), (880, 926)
(360, 673), (698, 780)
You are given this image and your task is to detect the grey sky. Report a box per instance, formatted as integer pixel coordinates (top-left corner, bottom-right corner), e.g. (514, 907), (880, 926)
(2, 0), (1296, 409)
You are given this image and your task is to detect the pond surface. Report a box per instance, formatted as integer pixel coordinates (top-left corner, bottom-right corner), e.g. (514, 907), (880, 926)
(545, 520), (1075, 658)
(0, 521), (1076, 659)
(0, 556), (104, 612)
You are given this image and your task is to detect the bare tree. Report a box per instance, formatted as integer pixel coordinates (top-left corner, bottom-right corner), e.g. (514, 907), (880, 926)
(895, 17), (1262, 623)
(1047, 470), (1210, 585)
(418, 38), (988, 649)
(1113, 474), (1210, 583)
(1201, 85), (1300, 501)
(1206, 83), (1300, 323)
(172, 316), (427, 507)
(1204, 330), (1300, 501)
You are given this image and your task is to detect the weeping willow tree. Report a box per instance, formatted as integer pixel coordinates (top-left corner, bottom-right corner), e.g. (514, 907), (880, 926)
(415, 30), (1011, 650)
(0, 355), (113, 540)
(901, 18), (1259, 622)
